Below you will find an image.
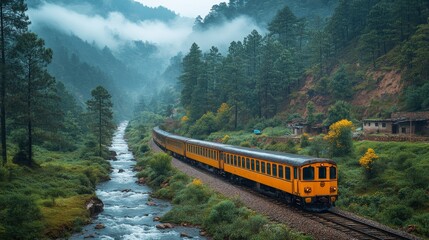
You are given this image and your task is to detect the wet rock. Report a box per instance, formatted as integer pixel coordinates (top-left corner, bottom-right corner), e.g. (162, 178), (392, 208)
(84, 234), (96, 238)
(146, 201), (158, 206)
(118, 169), (125, 173)
(86, 197), (104, 217)
(407, 225), (416, 233)
(153, 216), (161, 221)
(199, 231), (207, 236)
(121, 189), (131, 193)
(156, 223), (174, 229)
(180, 232), (192, 238)
(94, 224), (105, 229)
(136, 177), (146, 184)
(110, 151), (117, 160)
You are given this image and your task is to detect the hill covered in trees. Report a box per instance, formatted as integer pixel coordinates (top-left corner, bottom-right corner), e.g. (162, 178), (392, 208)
(163, 0), (429, 135)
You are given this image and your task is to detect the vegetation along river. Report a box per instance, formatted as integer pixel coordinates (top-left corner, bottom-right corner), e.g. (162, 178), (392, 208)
(71, 121), (203, 239)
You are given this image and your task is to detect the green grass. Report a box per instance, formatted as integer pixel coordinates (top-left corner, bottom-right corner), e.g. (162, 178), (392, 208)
(0, 142), (111, 239)
(126, 120), (310, 240)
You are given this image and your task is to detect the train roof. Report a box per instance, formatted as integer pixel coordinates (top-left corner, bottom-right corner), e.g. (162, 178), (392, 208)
(222, 145), (336, 166)
(153, 127), (336, 167)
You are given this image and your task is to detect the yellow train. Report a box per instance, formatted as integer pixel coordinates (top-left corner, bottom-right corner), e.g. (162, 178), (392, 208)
(153, 127), (338, 211)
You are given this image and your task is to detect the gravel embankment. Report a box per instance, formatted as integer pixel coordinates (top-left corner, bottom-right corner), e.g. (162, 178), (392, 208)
(151, 141), (352, 240)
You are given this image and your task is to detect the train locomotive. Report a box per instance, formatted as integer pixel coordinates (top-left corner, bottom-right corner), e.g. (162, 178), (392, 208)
(152, 127), (338, 211)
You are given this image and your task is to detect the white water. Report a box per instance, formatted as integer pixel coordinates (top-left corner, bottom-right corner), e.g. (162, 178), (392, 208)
(71, 121), (203, 240)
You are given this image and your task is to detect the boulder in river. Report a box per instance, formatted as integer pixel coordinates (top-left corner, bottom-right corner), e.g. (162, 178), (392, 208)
(136, 177), (146, 184)
(118, 169), (125, 173)
(153, 216), (161, 221)
(94, 223), (105, 229)
(86, 196), (104, 216)
(180, 232), (192, 238)
(121, 189), (131, 193)
(110, 151), (117, 160)
(156, 223), (174, 229)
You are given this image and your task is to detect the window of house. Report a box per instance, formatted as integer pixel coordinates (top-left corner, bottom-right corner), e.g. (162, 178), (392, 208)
(382, 123), (386, 128)
(375, 122), (379, 127)
(402, 127), (406, 133)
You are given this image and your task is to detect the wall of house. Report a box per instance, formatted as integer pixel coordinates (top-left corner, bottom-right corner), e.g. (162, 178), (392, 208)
(363, 122), (392, 134)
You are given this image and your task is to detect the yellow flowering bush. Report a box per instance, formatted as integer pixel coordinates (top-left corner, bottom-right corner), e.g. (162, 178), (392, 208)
(181, 115), (189, 123)
(191, 178), (203, 186)
(324, 119), (354, 156)
(359, 148), (379, 170)
(222, 134), (230, 143)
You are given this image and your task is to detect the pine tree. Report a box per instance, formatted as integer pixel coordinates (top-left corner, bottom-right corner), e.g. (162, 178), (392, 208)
(12, 32), (55, 166)
(0, 0), (29, 166)
(86, 86), (114, 157)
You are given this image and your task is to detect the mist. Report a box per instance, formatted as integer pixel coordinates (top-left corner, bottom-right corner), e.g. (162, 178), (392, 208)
(28, 2), (264, 58)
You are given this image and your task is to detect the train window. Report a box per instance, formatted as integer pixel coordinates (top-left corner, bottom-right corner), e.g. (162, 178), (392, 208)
(228, 155), (231, 164)
(256, 161), (260, 172)
(303, 166), (314, 180)
(238, 156), (241, 167)
(267, 163), (271, 175)
(251, 159), (255, 171)
(294, 167), (298, 179)
(242, 158), (245, 168)
(286, 167), (291, 180)
(261, 162), (265, 173)
(330, 167), (337, 179)
(246, 158), (250, 169)
(272, 164), (277, 177)
(319, 167), (327, 179)
(234, 156), (237, 166)
(279, 165), (284, 178)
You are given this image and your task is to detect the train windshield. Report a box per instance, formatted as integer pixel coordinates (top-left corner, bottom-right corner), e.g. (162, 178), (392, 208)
(330, 167), (337, 179)
(303, 166), (314, 180)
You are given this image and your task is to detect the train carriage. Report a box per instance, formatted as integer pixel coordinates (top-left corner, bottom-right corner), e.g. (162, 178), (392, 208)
(152, 127), (338, 211)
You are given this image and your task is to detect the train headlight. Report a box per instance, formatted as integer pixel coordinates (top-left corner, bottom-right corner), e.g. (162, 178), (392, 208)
(304, 187), (312, 193)
(330, 186), (337, 193)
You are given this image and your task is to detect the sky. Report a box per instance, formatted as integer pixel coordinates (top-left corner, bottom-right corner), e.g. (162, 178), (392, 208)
(134, 0), (224, 18)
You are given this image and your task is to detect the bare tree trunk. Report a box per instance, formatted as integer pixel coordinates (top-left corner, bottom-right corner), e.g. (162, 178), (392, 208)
(0, 4), (7, 165)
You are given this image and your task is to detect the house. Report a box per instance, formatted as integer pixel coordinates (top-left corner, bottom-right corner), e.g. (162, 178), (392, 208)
(363, 112), (429, 136)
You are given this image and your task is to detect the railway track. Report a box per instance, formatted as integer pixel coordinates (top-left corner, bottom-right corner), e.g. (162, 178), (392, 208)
(151, 141), (419, 240)
(241, 185), (418, 240)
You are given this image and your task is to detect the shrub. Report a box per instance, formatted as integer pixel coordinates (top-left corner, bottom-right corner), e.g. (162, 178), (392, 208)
(300, 133), (310, 148)
(382, 205), (413, 226)
(324, 119), (354, 156)
(0, 194), (43, 240)
(205, 200), (238, 225)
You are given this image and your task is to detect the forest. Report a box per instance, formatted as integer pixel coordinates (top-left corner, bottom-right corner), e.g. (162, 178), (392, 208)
(0, 0), (428, 238)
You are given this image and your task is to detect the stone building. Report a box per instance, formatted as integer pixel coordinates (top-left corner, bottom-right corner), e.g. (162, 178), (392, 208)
(363, 112), (429, 136)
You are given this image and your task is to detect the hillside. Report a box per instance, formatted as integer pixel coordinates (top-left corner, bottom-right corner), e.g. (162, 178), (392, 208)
(167, 0), (429, 132)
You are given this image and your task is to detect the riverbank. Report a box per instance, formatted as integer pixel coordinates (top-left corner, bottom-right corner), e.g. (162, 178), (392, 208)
(126, 119), (310, 240)
(0, 143), (111, 239)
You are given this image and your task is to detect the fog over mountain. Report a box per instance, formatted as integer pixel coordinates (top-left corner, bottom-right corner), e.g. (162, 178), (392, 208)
(28, 2), (263, 59)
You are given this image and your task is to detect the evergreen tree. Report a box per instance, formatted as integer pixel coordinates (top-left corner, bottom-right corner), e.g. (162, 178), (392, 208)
(268, 6), (300, 49)
(180, 43), (202, 120)
(0, 0), (29, 165)
(12, 32), (55, 165)
(86, 86), (114, 157)
(325, 100), (351, 127)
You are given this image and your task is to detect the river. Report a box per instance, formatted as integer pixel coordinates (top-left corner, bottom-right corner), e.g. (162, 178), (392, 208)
(71, 121), (203, 240)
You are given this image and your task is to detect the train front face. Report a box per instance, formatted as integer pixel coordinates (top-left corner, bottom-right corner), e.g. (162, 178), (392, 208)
(298, 162), (338, 211)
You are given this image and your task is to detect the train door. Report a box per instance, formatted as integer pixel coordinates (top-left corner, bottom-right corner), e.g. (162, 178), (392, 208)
(293, 167), (299, 195)
(219, 152), (224, 169)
